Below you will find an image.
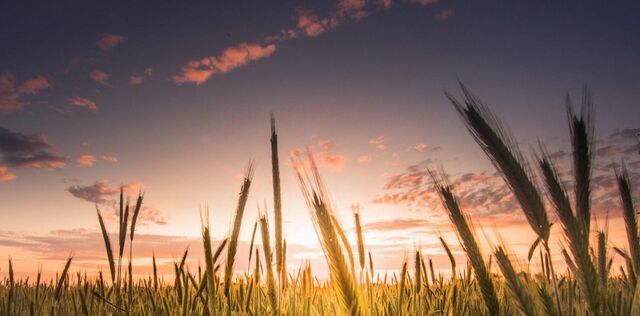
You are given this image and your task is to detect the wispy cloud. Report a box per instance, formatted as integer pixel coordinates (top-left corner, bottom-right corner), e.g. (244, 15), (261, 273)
(290, 139), (348, 170)
(18, 75), (52, 94)
(68, 96), (98, 113)
(1, 73), (52, 113)
(368, 136), (386, 150)
(77, 154), (96, 167)
(357, 155), (371, 163)
(411, 143), (428, 152)
(102, 155), (118, 163)
(173, 42), (277, 85)
(89, 69), (110, 86)
(97, 33), (126, 51)
(130, 68), (153, 86)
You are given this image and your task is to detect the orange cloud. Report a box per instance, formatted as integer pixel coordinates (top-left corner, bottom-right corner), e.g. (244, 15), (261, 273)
(368, 136), (386, 150)
(90, 69), (109, 85)
(18, 75), (52, 94)
(173, 42), (277, 85)
(289, 139), (347, 170)
(97, 33), (126, 50)
(77, 154), (97, 167)
(317, 139), (347, 168)
(0, 165), (16, 181)
(68, 97), (98, 113)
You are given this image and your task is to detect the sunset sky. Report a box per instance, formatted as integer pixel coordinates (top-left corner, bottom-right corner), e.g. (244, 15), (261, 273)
(1, 0), (639, 279)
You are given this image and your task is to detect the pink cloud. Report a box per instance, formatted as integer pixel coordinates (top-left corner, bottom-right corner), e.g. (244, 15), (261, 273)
(296, 8), (329, 37)
(289, 139), (347, 170)
(411, 143), (428, 152)
(435, 8), (455, 21)
(357, 155), (372, 163)
(19, 75), (52, 94)
(130, 68), (153, 86)
(89, 69), (109, 85)
(173, 42), (277, 85)
(102, 155), (118, 162)
(0, 165), (16, 181)
(368, 136), (386, 150)
(68, 97), (98, 113)
(97, 33), (126, 50)
(77, 154), (97, 167)
(1, 73), (52, 113)
(335, 0), (369, 21)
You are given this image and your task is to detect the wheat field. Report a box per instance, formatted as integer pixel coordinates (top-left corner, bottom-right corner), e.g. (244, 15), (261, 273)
(1, 85), (638, 315)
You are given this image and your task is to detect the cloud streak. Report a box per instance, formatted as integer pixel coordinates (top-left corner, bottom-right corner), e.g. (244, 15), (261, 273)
(97, 33), (126, 51)
(173, 43), (277, 85)
(68, 97), (98, 113)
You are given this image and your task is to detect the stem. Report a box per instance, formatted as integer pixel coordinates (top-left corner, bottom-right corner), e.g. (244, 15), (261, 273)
(544, 241), (563, 316)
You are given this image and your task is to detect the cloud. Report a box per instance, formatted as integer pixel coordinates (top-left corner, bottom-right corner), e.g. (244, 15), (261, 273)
(0, 165), (16, 181)
(317, 140), (347, 168)
(67, 180), (118, 204)
(90, 69), (109, 85)
(368, 136), (386, 150)
(435, 8), (455, 21)
(102, 155), (118, 162)
(68, 97), (98, 113)
(174, 0), (443, 86)
(294, 0), (369, 38)
(77, 154), (96, 167)
(67, 180), (166, 225)
(296, 8), (329, 37)
(411, 143), (428, 152)
(18, 75), (52, 94)
(130, 68), (153, 85)
(357, 155), (371, 163)
(97, 33), (126, 51)
(1, 73), (52, 113)
(0, 127), (67, 177)
(290, 139), (347, 170)
(173, 42), (277, 85)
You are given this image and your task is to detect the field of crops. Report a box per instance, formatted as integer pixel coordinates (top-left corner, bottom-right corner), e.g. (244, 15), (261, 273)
(1, 85), (639, 315)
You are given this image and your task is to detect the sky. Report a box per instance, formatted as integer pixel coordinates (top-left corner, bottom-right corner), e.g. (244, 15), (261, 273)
(1, 0), (639, 279)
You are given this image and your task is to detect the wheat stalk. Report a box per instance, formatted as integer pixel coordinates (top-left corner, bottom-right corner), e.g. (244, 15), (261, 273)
(224, 162), (254, 297)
